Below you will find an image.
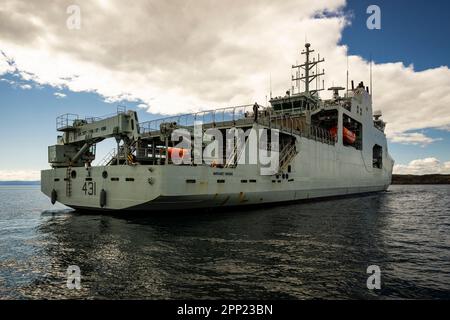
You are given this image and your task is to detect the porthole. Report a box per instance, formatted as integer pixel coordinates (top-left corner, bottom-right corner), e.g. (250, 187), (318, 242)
(71, 170), (77, 179)
(102, 171), (108, 179)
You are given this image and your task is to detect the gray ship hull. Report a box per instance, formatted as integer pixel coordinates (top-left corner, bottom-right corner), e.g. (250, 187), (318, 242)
(41, 132), (393, 212)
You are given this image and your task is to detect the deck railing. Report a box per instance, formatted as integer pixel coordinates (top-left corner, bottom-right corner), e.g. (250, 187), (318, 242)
(139, 104), (336, 146)
(56, 106), (127, 131)
(56, 114), (79, 131)
(139, 104), (255, 134)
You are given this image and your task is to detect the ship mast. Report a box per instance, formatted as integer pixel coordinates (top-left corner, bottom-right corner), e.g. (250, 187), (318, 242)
(292, 43), (325, 96)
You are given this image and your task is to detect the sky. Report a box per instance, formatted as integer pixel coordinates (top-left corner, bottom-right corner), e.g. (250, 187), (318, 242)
(0, 0), (449, 180)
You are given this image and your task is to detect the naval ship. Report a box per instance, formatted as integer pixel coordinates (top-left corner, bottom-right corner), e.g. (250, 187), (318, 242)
(41, 43), (394, 211)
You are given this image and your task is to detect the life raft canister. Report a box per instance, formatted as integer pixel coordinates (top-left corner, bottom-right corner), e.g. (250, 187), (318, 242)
(330, 127), (356, 144)
(51, 189), (57, 205)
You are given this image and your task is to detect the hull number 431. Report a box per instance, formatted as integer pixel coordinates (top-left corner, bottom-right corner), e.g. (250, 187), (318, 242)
(82, 181), (96, 196)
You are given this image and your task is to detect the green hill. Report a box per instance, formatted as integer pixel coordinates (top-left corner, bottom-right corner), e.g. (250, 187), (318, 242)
(392, 174), (450, 185)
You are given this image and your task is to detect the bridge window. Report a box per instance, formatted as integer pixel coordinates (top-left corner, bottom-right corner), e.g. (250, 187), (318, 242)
(373, 145), (383, 169)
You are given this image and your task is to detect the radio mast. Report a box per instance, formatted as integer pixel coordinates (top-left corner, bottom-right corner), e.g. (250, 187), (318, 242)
(291, 43), (325, 96)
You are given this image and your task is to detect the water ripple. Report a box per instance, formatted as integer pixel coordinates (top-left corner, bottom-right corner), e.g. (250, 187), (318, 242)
(0, 185), (449, 299)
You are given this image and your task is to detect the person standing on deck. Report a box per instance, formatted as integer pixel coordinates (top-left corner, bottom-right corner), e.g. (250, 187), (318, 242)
(253, 102), (259, 122)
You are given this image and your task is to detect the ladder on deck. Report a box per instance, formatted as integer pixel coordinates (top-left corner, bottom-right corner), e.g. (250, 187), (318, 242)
(224, 140), (245, 168)
(99, 140), (138, 166)
(65, 167), (72, 197)
(99, 148), (117, 166)
(119, 140), (138, 166)
(279, 141), (298, 172)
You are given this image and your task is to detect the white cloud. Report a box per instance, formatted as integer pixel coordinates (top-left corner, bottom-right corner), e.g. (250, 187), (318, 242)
(0, 0), (449, 138)
(394, 158), (450, 175)
(0, 0), (346, 114)
(137, 103), (149, 110)
(389, 132), (442, 147)
(54, 92), (66, 98)
(0, 170), (40, 181)
(20, 83), (32, 90)
(0, 54), (13, 75)
(0, 78), (15, 85)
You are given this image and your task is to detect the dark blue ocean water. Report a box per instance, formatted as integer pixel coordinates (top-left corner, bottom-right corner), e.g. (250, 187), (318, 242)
(0, 185), (449, 299)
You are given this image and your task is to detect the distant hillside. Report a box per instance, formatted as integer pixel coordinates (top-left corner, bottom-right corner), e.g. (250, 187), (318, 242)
(0, 181), (40, 186)
(392, 174), (450, 185)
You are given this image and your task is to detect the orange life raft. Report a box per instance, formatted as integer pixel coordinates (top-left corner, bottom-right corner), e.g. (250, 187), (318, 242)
(167, 147), (190, 159)
(330, 127), (356, 144)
